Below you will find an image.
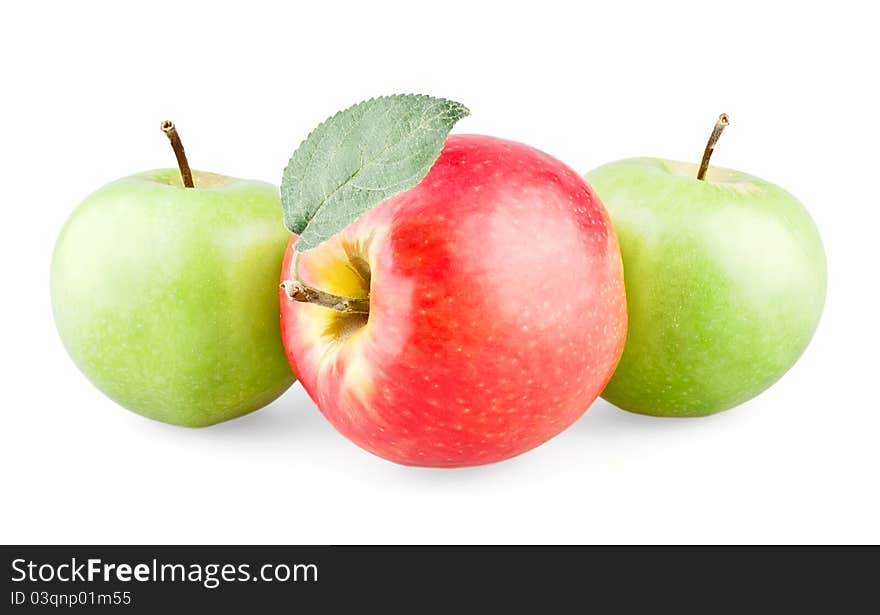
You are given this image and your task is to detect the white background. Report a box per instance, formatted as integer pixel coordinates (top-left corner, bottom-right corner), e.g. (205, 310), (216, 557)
(2, 1), (877, 544)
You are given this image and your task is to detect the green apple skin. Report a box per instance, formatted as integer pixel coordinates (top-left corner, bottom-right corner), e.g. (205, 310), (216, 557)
(586, 158), (826, 417)
(51, 169), (295, 426)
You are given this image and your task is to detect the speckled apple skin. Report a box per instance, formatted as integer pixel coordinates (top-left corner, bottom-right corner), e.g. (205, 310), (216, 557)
(280, 135), (627, 467)
(587, 158), (826, 417)
(52, 170), (296, 426)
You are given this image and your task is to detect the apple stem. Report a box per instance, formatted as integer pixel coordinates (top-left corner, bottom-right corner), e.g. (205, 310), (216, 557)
(280, 280), (370, 314)
(697, 113), (730, 181)
(160, 120), (195, 188)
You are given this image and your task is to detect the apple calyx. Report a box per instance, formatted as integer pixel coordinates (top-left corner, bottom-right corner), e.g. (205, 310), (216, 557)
(697, 113), (730, 181)
(280, 280), (370, 314)
(161, 120), (195, 188)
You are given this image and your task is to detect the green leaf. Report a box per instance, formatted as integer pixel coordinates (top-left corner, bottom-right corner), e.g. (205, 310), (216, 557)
(281, 94), (469, 252)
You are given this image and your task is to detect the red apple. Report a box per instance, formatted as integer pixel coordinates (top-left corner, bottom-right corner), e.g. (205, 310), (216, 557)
(280, 135), (626, 467)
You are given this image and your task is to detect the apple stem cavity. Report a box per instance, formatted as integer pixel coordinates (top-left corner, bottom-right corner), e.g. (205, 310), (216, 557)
(280, 280), (370, 314)
(281, 250), (371, 314)
(161, 120), (195, 188)
(697, 113), (730, 181)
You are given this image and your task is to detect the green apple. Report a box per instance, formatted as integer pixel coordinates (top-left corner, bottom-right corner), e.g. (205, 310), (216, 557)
(51, 127), (295, 426)
(586, 117), (826, 417)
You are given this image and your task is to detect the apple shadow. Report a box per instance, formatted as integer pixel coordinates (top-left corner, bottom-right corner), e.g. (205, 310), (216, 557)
(338, 399), (747, 484)
(127, 385), (336, 447)
(125, 387), (758, 483)
(572, 396), (757, 441)
(203, 387), (334, 444)
(367, 457), (534, 489)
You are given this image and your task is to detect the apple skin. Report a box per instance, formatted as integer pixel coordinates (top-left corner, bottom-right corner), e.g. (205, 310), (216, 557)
(51, 169), (295, 426)
(586, 158), (826, 417)
(280, 135), (627, 467)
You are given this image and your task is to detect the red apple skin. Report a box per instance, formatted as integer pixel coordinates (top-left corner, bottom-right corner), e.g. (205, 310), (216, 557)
(280, 135), (627, 467)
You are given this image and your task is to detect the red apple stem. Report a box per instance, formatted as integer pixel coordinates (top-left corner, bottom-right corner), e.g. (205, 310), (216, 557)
(280, 280), (370, 314)
(697, 113), (730, 181)
(161, 120), (195, 188)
